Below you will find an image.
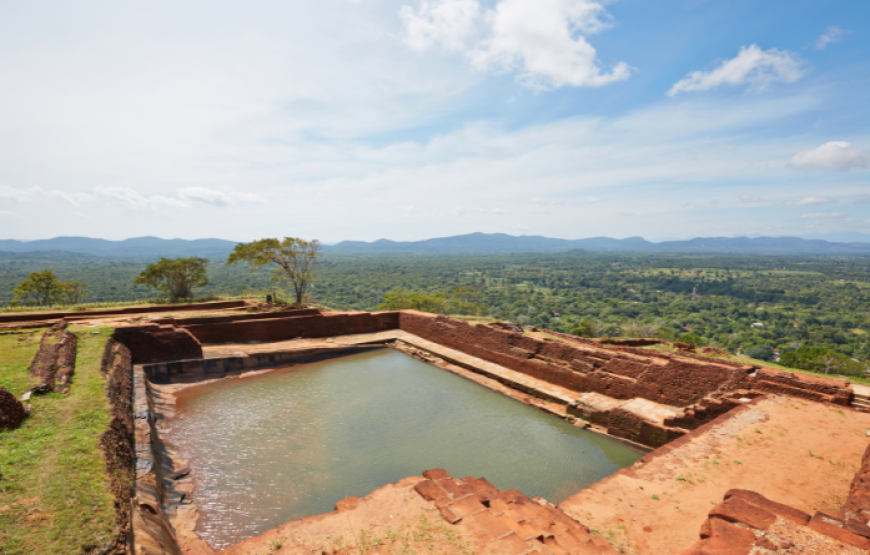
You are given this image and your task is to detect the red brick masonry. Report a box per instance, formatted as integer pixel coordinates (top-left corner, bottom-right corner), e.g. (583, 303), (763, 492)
(112, 309), (853, 447)
(680, 489), (870, 554)
(413, 468), (621, 555)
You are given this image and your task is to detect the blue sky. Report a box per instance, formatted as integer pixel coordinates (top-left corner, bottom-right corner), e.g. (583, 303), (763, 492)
(0, 0), (868, 242)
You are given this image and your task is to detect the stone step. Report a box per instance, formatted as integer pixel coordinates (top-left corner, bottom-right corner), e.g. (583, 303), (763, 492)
(415, 469), (620, 555)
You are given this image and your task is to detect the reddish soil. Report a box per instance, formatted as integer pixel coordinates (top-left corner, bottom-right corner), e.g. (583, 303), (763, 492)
(29, 322), (77, 391)
(559, 396), (870, 554)
(217, 476), (459, 555)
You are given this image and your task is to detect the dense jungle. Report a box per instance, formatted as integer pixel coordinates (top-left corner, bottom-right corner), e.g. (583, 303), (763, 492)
(1, 251), (868, 367)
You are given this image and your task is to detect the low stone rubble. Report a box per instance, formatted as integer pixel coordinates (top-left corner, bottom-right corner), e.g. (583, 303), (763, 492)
(414, 469), (621, 555)
(0, 386), (26, 430)
(681, 489), (870, 554)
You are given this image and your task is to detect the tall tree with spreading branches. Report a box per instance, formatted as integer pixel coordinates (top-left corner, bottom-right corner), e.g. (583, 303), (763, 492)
(62, 280), (88, 304)
(226, 238), (321, 304)
(12, 270), (70, 306)
(134, 257), (209, 302)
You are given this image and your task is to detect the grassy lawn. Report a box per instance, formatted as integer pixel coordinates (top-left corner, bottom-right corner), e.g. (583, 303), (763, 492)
(0, 326), (117, 554)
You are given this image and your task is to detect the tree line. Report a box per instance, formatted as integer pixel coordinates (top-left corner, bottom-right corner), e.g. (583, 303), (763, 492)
(3, 250), (868, 374)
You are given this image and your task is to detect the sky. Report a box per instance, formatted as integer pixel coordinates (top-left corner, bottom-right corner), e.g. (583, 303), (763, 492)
(0, 0), (868, 243)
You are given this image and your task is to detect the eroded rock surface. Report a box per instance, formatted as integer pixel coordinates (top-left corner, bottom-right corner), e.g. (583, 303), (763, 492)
(0, 387), (26, 430)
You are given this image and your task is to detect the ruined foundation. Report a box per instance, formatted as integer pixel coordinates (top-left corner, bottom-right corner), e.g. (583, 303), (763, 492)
(98, 306), (869, 554)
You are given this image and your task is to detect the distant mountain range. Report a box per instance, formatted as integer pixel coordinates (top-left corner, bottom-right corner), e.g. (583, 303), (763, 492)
(1, 233), (870, 258)
(0, 236), (238, 259)
(326, 233), (870, 255)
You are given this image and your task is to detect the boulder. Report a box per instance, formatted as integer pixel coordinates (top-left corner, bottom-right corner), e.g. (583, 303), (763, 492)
(0, 387), (26, 430)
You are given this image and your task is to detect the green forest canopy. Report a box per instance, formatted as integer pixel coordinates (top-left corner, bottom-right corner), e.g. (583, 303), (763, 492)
(1, 251), (868, 363)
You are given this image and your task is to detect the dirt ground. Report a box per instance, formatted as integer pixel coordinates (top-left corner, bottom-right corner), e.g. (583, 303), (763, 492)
(217, 476), (480, 555)
(559, 395), (870, 554)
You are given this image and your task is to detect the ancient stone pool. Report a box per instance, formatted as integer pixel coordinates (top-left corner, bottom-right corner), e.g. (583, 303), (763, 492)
(167, 348), (643, 549)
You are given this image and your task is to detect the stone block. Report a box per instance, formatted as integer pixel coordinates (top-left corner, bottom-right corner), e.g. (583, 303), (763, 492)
(448, 495), (487, 519)
(422, 468), (451, 480)
(413, 479), (447, 502)
(723, 489), (810, 526)
(484, 532), (529, 555)
(709, 497), (776, 530)
(679, 517), (756, 555)
(808, 511), (870, 550)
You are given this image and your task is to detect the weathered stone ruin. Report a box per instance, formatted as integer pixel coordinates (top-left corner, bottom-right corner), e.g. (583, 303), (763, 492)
(4, 301), (859, 555)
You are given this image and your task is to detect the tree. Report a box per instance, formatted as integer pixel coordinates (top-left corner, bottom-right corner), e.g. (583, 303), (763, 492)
(378, 288), (485, 315)
(227, 238), (321, 305)
(62, 280), (87, 304)
(743, 344), (775, 362)
(781, 345), (865, 377)
(12, 270), (67, 306)
(134, 257), (209, 302)
(677, 333), (705, 347)
(570, 318), (599, 338)
(621, 320), (660, 338)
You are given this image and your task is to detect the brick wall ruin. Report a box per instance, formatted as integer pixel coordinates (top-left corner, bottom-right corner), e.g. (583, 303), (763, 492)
(110, 309), (855, 451)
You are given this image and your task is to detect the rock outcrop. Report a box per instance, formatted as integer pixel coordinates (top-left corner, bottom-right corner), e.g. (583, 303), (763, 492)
(680, 489), (870, 554)
(0, 387), (26, 430)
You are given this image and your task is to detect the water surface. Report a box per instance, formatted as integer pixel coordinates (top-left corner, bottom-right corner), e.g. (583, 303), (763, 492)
(168, 348), (642, 549)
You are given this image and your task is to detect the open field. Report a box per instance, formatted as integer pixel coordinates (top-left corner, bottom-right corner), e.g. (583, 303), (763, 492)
(0, 327), (116, 554)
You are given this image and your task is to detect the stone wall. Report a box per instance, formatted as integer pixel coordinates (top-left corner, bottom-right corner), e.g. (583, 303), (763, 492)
(111, 325), (203, 364)
(159, 307), (322, 326)
(842, 444), (870, 533)
(99, 341), (136, 555)
(142, 346), (384, 384)
(183, 311), (399, 344)
(0, 300), (248, 324)
(399, 311), (752, 408)
(753, 367), (852, 405)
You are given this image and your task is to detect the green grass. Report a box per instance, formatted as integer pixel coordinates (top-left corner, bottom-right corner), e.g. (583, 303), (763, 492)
(0, 326), (117, 554)
(0, 331), (42, 396)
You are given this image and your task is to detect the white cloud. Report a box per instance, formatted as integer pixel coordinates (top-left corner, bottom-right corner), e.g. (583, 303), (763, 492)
(178, 187), (266, 207)
(785, 196), (833, 206)
(0, 210), (22, 218)
(668, 45), (805, 96)
(400, 0), (480, 52)
(789, 141), (870, 171)
(800, 212), (846, 219)
(0, 185), (90, 206)
(450, 207), (465, 216)
(399, 204), (419, 218)
(179, 187), (234, 206)
(739, 195), (764, 203)
(400, 0), (630, 89)
(0, 185), (41, 203)
(93, 186), (188, 210)
(816, 27), (847, 50)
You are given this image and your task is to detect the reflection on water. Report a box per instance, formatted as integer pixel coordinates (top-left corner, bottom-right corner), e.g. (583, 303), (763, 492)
(168, 348), (643, 549)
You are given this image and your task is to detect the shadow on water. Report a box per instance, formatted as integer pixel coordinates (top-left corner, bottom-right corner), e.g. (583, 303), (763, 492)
(168, 348), (643, 549)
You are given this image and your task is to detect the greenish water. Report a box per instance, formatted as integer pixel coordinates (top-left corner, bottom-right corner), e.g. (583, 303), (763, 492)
(169, 348), (642, 549)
